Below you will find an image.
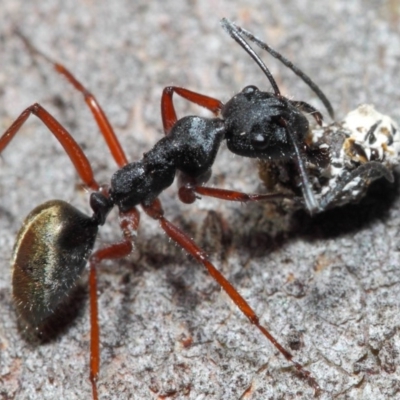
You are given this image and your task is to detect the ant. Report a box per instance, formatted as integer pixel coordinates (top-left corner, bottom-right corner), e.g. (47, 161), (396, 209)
(2, 19), (398, 398)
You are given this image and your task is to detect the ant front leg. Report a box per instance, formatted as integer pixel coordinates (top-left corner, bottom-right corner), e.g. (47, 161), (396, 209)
(88, 207), (140, 400)
(161, 86), (223, 134)
(177, 171), (292, 204)
(142, 198), (321, 395)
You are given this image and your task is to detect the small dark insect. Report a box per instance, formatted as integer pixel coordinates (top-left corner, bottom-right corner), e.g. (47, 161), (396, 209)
(2, 19), (398, 398)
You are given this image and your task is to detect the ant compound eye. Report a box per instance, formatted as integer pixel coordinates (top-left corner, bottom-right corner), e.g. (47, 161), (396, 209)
(249, 123), (274, 150)
(250, 132), (269, 149)
(241, 85), (259, 98)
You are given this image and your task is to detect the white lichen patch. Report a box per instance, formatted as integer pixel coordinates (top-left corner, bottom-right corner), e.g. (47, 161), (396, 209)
(312, 105), (399, 206)
(342, 104), (400, 165)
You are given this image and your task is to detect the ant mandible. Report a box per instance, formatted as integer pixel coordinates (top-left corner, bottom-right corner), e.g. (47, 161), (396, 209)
(2, 19), (398, 399)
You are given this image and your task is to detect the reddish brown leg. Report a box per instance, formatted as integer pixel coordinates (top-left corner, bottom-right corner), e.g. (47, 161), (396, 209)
(17, 31), (129, 168)
(142, 199), (320, 395)
(0, 103), (99, 191)
(179, 184), (291, 204)
(161, 86), (224, 134)
(88, 207), (140, 400)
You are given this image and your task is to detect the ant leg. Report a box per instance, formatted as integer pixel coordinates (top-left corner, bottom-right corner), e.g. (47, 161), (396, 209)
(290, 100), (324, 126)
(176, 172), (291, 204)
(161, 86), (223, 134)
(142, 198), (321, 395)
(0, 103), (99, 190)
(17, 31), (128, 168)
(179, 183), (290, 204)
(194, 185), (289, 202)
(88, 207), (140, 400)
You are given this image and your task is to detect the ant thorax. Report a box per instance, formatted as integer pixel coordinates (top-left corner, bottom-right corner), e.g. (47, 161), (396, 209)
(258, 104), (399, 211)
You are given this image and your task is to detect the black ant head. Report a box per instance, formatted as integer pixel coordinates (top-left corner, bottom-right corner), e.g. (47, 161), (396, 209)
(222, 85), (309, 160)
(220, 18), (336, 213)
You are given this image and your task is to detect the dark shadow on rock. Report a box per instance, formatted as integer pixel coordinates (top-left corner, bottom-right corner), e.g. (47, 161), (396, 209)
(221, 173), (400, 261)
(292, 173), (400, 240)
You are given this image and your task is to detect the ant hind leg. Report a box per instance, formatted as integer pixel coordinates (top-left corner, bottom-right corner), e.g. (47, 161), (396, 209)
(88, 207), (140, 400)
(16, 31), (129, 168)
(141, 198), (321, 395)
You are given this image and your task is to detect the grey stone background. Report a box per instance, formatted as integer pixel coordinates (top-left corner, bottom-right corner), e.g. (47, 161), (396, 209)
(1, 1), (400, 399)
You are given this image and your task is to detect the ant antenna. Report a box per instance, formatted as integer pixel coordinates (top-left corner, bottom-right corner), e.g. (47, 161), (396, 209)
(224, 19), (335, 120)
(278, 117), (319, 214)
(221, 18), (281, 96)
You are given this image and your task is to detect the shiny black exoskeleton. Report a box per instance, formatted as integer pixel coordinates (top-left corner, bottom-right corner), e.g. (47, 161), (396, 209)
(110, 117), (225, 212)
(223, 85), (310, 160)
